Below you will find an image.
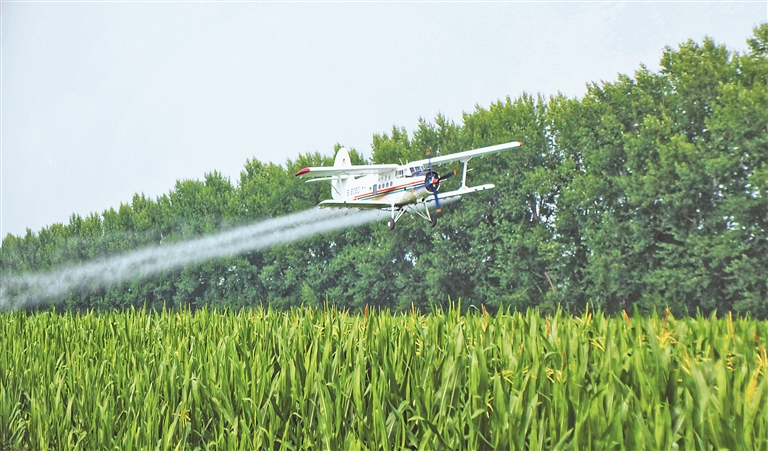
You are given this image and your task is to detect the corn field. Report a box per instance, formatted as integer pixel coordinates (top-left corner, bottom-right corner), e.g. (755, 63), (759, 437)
(1, 307), (767, 450)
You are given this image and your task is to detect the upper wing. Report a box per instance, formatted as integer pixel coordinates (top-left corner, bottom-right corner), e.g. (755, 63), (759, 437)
(295, 164), (398, 178)
(295, 141), (521, 178)
(409, 141), (522, 167)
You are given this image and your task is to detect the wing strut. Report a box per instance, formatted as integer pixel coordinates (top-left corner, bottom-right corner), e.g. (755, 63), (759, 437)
(461, 158), (472, 189)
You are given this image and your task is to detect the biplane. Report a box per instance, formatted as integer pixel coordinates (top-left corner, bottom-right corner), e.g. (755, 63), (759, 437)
(295, 141), (523, 229)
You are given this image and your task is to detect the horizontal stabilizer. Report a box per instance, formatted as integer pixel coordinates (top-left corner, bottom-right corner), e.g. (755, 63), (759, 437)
(304, 177), (338, 184)
(295, 164), (399, 178)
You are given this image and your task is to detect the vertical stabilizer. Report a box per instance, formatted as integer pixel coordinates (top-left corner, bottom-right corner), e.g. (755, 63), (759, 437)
(332, 148), (352, 200)
(334, 148), (351, 167)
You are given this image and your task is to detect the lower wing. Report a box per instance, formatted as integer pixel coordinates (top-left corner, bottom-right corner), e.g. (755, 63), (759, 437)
(318, 200), (393, 209)
(318, 184), (495, 209)
(432, 184), (495, 201)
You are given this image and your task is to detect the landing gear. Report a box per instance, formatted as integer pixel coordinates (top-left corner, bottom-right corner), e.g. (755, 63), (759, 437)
(385, 204), (442, 230)
(386, 204), (406, 231)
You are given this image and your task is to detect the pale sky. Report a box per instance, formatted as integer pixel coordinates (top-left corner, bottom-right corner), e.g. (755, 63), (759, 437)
(1, 2), (765, 239)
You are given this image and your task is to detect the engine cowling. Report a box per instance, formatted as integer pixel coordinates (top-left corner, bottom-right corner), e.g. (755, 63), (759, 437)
(425, 170), (440, 193)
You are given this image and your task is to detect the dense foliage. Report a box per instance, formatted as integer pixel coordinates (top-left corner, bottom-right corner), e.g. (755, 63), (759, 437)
(1, 307), (767, 450)
(2, 26), (767, 316)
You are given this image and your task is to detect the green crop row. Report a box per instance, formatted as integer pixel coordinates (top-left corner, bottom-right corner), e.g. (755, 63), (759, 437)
(1, 307), (767, 450)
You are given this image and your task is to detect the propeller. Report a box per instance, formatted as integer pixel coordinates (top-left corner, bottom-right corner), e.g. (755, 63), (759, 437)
(424, 150), (457, 213)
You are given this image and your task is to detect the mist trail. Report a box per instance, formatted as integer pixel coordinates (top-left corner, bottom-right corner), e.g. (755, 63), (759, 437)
(0, 207), (385, 311)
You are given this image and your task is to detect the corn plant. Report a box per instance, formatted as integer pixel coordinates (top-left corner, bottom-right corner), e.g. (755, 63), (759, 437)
(1, 307), (767, 450)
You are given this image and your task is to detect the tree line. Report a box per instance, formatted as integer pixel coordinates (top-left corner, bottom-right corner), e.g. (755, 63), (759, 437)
(2, 25), (767, 317)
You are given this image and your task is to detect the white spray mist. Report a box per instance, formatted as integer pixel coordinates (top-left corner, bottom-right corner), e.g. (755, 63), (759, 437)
(0, 207), (385, 311)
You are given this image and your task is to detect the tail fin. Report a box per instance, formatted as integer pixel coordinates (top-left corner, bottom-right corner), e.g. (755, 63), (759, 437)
(334, 148), (351, 167)
(332, 148), (351, 200)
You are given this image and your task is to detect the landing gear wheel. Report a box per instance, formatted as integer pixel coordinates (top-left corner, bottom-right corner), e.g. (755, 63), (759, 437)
(429, 215), (438, 228)
(387, 217), (396, 230)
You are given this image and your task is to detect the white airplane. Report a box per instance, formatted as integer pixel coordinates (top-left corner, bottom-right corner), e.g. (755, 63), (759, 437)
(295, 141), (523, 230)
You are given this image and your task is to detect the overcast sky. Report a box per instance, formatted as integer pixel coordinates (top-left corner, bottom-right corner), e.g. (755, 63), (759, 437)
(1, 2), (765, 239)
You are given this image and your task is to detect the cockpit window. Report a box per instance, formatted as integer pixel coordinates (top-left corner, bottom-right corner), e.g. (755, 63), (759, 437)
(409, 165), (423, 176)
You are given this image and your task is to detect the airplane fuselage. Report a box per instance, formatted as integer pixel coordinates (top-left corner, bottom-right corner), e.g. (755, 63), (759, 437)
(339, 164), (434, 207)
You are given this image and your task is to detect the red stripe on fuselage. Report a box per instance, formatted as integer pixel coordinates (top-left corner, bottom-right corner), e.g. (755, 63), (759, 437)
(354, 180), (423, 201)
